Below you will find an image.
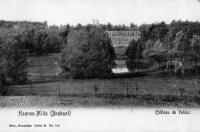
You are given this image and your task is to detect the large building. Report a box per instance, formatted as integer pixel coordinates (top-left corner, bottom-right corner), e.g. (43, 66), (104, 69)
(107, 31), (141, 47)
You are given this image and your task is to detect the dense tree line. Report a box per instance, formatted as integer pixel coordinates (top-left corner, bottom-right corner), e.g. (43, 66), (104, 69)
(0, 28), (29, 95)
(0, 21), (64, 56)
(126, 21), (200, 72)
(0, 20), (139, 57)
(72, 22), (138, 31)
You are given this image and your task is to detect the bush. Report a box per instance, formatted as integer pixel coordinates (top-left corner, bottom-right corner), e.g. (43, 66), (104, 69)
(61, 26), (115, 79)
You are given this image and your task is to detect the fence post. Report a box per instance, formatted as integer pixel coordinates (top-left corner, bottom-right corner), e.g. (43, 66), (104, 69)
(31, 82), (33, 95)
(44, 85), (46, 96)
(59, 82), (61, 97)
(126, 80), (129, 97)
(38, 84), (39, 96)
(94, 84), (99, 96)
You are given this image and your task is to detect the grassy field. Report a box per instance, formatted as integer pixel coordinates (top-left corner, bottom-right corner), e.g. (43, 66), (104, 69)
(27, 53), (62, 81)
(3, 75), (200, 107)
(7, 76), (200, 96)
(1, 53), (200, 107)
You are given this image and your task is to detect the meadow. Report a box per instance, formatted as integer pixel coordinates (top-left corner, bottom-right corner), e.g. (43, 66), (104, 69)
(27, 53), (62, 82)
(1, 53), (200, 107)
(4, 74), (200, 107)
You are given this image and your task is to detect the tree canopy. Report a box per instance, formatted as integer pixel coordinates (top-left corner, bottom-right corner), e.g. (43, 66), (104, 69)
(127, 21), (200, 71)
(61, 26), (115, 79)
(0, 29), (28, 84)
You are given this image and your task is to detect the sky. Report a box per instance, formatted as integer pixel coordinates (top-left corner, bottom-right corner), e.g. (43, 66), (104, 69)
(0, 0), (200, 26)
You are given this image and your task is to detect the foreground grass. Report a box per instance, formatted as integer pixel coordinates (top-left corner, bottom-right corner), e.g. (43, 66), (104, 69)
(7, 75), (200, 96)
(1, 94), (200, 108)
(2, 73), (200, 107)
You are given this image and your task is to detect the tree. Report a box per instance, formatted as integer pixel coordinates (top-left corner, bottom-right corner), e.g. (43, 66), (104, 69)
(0, 29), (28, 84)
(107, 23), (113, 31)
(33, 29), (49, 55)
(61, 26), (115, 79)
(125, 39), (143, 71)
(146, 22), (169, 41)
(138, 23), (168, 52)
(74, 23), (83, 30)
(170, 23), (200, 63)
(190, 35), (200, 65)
(130, 23), (137, 30)
(46, 27), (62, 53)
(59, 24), (71, 45)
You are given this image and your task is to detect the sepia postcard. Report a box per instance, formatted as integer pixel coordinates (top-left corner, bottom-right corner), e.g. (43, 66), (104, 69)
(0, 0), (200, 131)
